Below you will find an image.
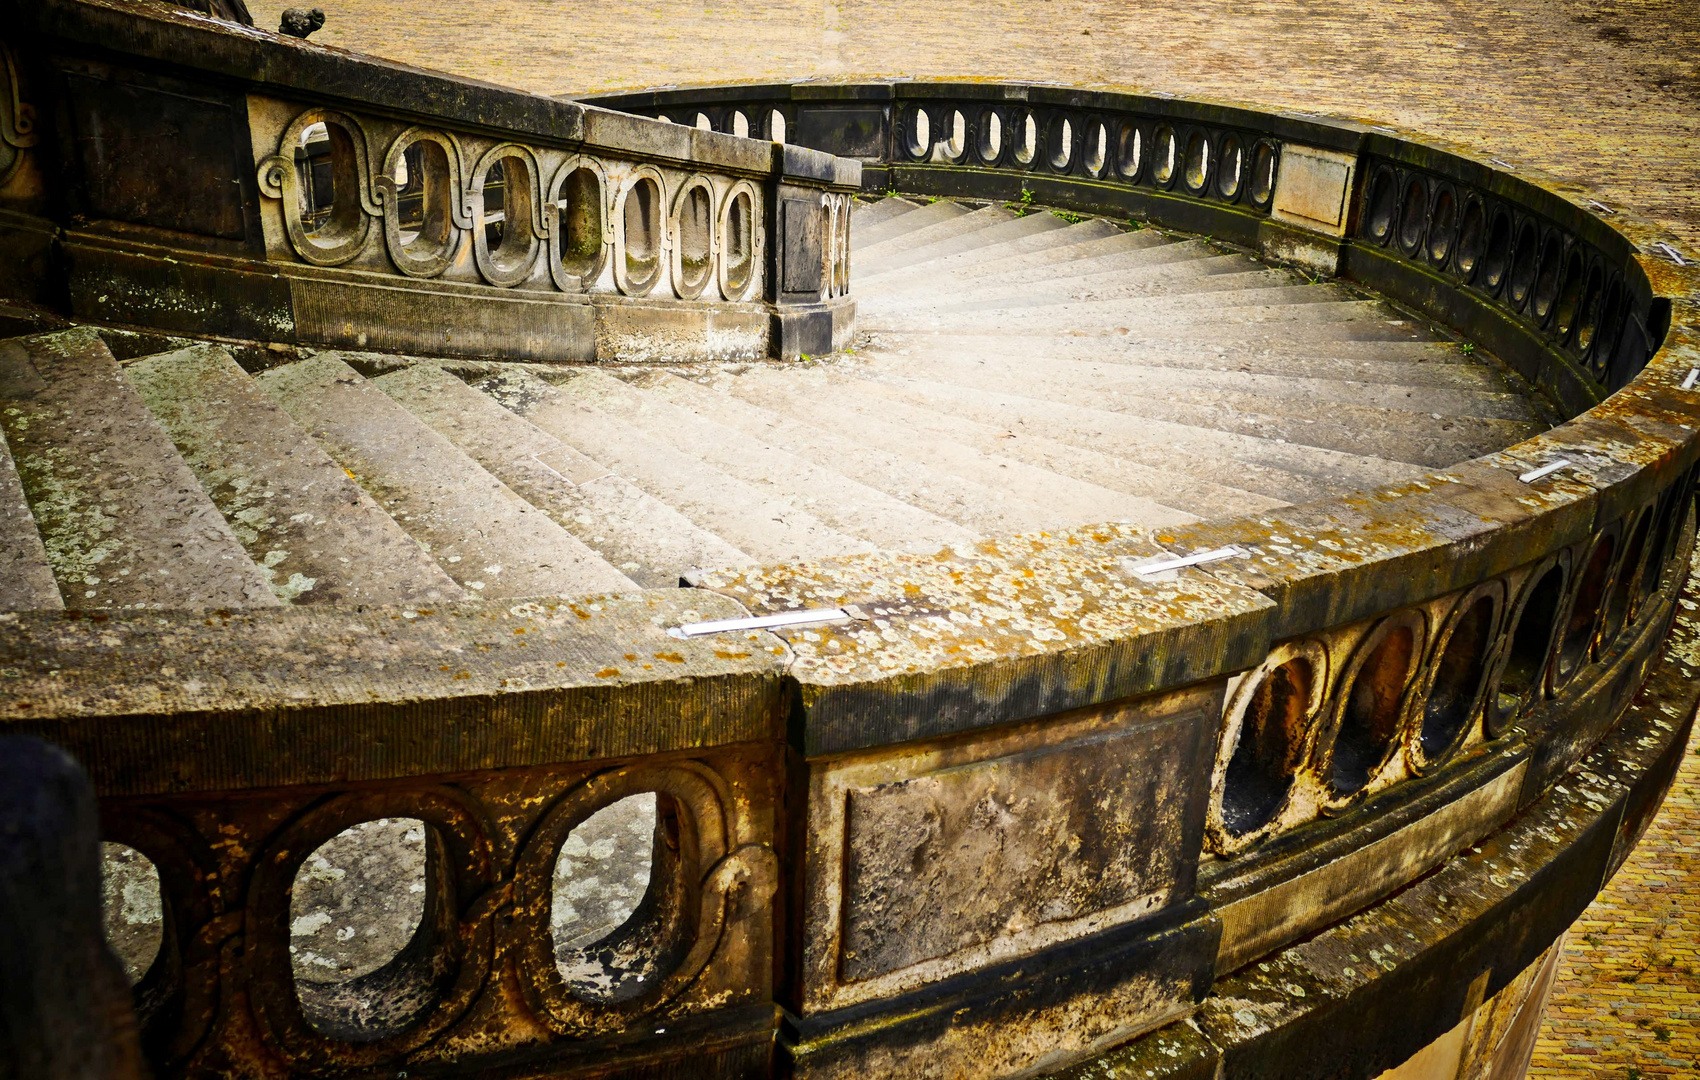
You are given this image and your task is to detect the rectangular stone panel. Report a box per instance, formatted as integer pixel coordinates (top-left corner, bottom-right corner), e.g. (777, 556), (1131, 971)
(796, 107), (888, 159)
(1272, 144), (1357, 237)
(65, 73), (247, 239)
(839, 695), (1209, 982)
(781, 197), (825, 296)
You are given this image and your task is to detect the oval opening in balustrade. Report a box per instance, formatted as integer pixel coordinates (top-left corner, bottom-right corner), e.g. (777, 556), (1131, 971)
(1506, 219), (1540, 310)
(1249, 141), (1277, 207)
(1530, 231), (1565, 324)
(552, 793), (691, 1003)
(656, 113), (673, 125)
(1364, 167), (1397, 244)
(1398, 175), (1428, 254)
(1417, 593), (1496, 766)
(557, 167), (605, 281)
(722, 188), (755, 299)
(977, 109), (1003, 163)
(1331, 620), (1418, 796)
(1152, 125), (1177, 186)
(1216, 134), (1243, 200)
(676, 184), (714, 296)
(1427, 184), (1456, 265)
(1557, 532), (1615, 681)
(1591, 274), (1626, 377)
(298, 120), (362, 244)
(1183, 131), (1210, 193)
(1117, 123), (1143, 179)
(102, 842), (165, 988)
(1015, 112), (1038, 166)
(1492, 562), (1565, 729)
(1552, 247), (1587, 342)
(620, 176), (663, 294)
(1479, 207), (1513, 294)
(482, 155), (538, 275)
(1220, 657), (1313, 838)
(1455, 196), (1485, 280)
(1573, 260), (1605, 355)
(291, 818), (440, 1041)
(694, 112), (712, 131)
(732, 110), (750, 138)
(904, 106), (932, 160)
(1084, 121), (1108, 176)
(1641, 481), (1689, 613)
(393, 140), (453, 261)
(1601, 508), (1652, 647)
(769, 109), (787, 144)
(1048, 117), (1074, 170)
(943, 109), (967, 160)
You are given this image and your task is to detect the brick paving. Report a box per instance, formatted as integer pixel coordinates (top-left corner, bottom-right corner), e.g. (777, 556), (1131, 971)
(1527, 709), (1700, 1080)
(241, 1), (1700, 1073)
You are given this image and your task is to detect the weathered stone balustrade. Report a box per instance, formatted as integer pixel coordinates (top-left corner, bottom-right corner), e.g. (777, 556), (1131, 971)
(1, 0), (859, 363)
(4, 8), (1700, 1079)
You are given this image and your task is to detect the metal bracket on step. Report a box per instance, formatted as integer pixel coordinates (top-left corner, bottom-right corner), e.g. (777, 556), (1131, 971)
(1126, 545), (1249, 577)
(1518, 459), (1573, 484)
(670, 607), (853, 638)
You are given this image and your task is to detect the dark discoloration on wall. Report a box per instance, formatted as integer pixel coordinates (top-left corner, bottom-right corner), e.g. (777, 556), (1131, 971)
(840, 702), (1207, 981)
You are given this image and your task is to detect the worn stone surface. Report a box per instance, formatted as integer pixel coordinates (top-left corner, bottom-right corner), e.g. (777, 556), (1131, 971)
(0, 417), (59, 610)
(256, 354), (637, 598)
(126, 346), (464, 607)
(839, 698), (1207, 982)
(369, 361), (752, 589)
(693, 520), (1278, 753)
(0, 329), (278, 611)
(0, 588), (789, 795)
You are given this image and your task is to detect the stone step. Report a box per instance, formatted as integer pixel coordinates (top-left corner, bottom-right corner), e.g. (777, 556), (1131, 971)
(471, 367), (872, 566)
(127, 345), (464, 606)
(649, 367), (1187, 533)
(859, 237), (1229, 302)
(717, 368), (1282, 520)
(868, 281), (1359, 332)
(551, 369), (980, 553)
(940, 227), (1189, 282)
(0, 328), (278, 610)
(850, 195), (925, 237)
(618, 371), (1053, 540)
(370, 362), (753, 587)
(855, 218), (1128, 287)
(256, 355), (635, 598)
(873, 333), (1513, 391)
(854, 209), (1071, 278)
(847, 370), (1427, 504)
(0, 423), (61, 610)
(687, 366), (1202, 529)
(870, 334), (1534, 419)
(870, 349), (1541, 468)
(853, 204), (1017, 264)
(852, 198), (970, 248)
(873, 261), (1287, 316)
(868, 300), (1431, 342)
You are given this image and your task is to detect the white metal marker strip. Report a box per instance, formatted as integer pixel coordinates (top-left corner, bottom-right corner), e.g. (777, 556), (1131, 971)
(1518, 459), (1572, 484)
(1130, 545), (1247, 576)
(1654, 242), (1688, 266)
(671, 607), (852, 638)
(1682, 368), (1699, 392)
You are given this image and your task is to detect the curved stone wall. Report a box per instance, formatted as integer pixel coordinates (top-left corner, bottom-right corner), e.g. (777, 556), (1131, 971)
(1, 7), (1698, 1079)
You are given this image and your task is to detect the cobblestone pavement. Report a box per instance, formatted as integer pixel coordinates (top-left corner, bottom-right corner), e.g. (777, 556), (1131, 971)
(242, 1), (1700, 1073)
(251, 0), (1700, 249)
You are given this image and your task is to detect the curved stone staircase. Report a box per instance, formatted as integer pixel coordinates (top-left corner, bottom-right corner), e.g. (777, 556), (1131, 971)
(0, 200), (1547, 617)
